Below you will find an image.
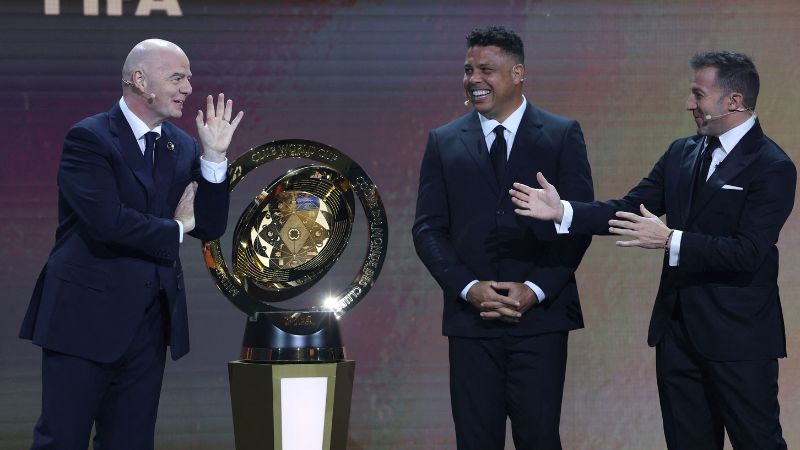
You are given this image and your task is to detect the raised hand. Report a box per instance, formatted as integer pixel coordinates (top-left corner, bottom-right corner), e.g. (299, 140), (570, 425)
(509, 172), (564, 222)
(195, 93), (244, 163)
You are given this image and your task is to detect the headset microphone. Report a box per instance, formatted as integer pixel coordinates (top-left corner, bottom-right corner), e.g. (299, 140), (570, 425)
(464, 99), (471, 106)
(704, 107), (749, 121)
(122, 79), (156, 100)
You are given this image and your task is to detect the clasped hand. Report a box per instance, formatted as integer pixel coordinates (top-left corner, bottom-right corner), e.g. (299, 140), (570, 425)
(467, 281), (537, 324)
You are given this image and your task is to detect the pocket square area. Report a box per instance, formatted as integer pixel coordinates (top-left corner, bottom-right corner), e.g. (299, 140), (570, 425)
(722, 184), (743, 190)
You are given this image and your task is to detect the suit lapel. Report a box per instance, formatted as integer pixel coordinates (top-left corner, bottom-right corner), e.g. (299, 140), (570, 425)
(505, 104), (544, 190)
(687, 122), (764, 224)
(109, 103), (155, 196)
(459, 112), (498, 195)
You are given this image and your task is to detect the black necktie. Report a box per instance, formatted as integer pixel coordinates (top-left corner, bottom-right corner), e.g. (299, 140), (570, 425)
(489, 125), (507, 187)
(698, 136), (719, 184)
(692, 136), (718, 201)
(143, 131), (158, 175)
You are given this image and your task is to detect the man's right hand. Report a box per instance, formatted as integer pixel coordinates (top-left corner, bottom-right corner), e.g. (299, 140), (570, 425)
(195, 93), (244, 163)
(509, 172), (565, 222)
(174, 181), (197, 234)
(467, 281), (522, 323)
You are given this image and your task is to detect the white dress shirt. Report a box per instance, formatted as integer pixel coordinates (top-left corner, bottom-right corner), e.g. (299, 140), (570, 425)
(460, 96), (547, 303)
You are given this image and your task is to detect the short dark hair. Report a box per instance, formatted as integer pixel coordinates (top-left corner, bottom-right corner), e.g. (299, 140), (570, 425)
(690, 51), (759, 109)
(466, 26), (524, 64)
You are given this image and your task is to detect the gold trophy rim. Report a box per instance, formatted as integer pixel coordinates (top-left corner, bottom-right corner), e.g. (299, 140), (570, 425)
(201, 139), (388, 319)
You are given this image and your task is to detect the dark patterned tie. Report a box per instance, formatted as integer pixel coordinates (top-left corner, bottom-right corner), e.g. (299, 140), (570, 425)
(699, 136), (719, 184)
(143, 131), (158, 175)
(489, 125), (507, 187)
(692, 136), (718, 201)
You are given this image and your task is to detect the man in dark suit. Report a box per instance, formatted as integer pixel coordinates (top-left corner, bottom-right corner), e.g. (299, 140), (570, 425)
(412, 26), (594, 449)
(511, 51), (794, 449)
(19, 38), (244, 449)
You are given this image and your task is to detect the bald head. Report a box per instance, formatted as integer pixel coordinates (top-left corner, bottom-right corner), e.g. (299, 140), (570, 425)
(121, 38), (193, 128)
(122, 38), (187, 81)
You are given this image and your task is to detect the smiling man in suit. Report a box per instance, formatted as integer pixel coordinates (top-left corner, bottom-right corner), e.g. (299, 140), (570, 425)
(412, 26), (594, 449)
(511, 51), (795, 449)
(20, 38), (244, 449)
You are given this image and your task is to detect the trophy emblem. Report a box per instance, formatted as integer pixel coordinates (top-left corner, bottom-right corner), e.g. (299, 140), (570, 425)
(232, 166), (355, 303)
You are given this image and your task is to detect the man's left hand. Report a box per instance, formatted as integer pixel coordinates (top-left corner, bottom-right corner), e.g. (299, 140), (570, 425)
(195, 93), (244, 163)
(608, 204), (671, 249)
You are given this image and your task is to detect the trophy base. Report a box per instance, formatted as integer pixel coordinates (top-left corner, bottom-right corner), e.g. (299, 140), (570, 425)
(228, 359), (355, 450)
(241, 311), (345, 362)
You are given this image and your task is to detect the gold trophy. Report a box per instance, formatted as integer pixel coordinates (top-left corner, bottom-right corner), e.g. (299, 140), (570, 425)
(202, 140), (387, 450)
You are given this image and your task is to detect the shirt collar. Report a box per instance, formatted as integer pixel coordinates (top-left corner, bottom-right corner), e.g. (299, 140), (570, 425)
(119, 97), (162, 140)
(479, 95), (527, 137)
(713, 114), (756, 155)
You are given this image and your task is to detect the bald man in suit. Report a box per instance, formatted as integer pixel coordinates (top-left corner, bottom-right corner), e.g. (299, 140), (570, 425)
(20, 39), (244, 449)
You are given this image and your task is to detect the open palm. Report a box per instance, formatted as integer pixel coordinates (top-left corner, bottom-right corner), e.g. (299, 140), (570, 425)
(195, 93), (244, 162)
(509, 172), (564, 221)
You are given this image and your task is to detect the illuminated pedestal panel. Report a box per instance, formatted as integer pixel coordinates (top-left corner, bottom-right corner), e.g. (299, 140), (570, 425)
(228, 360), (355, 450)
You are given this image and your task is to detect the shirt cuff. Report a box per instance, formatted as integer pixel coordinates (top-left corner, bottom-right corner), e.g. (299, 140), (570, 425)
(175, 219), (184, 243)
(200, 155), (228, 183)
(524, 281), (546, 303)
(460, 280), (479, 302)
(668, 230), (682, 267)
(554, 200), (573, 234)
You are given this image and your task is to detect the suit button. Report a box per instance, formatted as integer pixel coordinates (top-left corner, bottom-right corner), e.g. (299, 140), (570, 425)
(145, 281), (153, 288)
(496, 210), (505, 216)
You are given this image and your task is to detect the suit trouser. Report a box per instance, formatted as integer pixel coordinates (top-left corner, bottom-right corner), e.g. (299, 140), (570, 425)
(31, 293), (169, 450)
(448, 332), (568, 450)
(656, 318), (786, 450)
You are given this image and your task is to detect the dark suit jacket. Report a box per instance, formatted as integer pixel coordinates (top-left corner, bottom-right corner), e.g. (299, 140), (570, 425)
(413, 103), (594, 337)
(569, 121), (795, 361)
(20, 103), (230, 363)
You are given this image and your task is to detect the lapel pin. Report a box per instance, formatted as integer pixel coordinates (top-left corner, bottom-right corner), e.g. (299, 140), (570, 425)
(166, 141), (175, 152)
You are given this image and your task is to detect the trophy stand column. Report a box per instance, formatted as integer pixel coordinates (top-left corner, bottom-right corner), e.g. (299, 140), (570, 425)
(227, 312), (355, 450)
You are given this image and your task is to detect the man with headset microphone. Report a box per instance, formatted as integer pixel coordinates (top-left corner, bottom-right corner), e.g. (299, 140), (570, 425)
(511, 51), (794, 449)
